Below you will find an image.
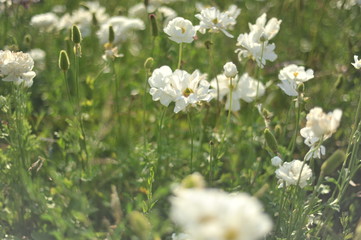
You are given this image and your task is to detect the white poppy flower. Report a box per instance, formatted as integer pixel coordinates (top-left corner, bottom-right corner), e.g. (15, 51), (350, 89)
(164, 17), (196, 44)
(30, 12), (59, 32)
(148, 66), (174, 106)
(170, 188), (272, 240)
(277, 64), (314, 96)
(275, 160), (312, 188)
(195, 7), (237, 38)
(248, 13), (282, 41)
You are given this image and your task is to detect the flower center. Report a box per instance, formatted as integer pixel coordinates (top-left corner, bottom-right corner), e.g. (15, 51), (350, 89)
(293, 72), (299, 78)
(183, 88), (194, 97)
(224, 228), (238, 240)
(181, 27), (186, 34)
(212, 18), (219, 24)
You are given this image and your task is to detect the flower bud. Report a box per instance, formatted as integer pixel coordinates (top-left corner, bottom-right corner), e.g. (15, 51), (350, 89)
(108, 25), (115, 44)
(320, 150), (346, 178)
(271, 156), (283, 166)
(71, 25), (82, 44)
(58, 50), (70, 71)
(149, 14), (158, 37)
(128, 211), (151, 240)
(223, 62), (238, 78)
(92, 12), (98, 25)
(264, 128), (278, 154)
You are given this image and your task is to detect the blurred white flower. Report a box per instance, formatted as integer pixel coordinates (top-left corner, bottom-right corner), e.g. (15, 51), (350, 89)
(248, 13), (282, 41)
(158, 6), (177, 26)
(223, 62), (238, 78)
(277, 64), (314, 96)
(275, 160), (312, 188)
(148, 65), (174, 107)
(102, 43), (124, 61)
(97, 16), (145, 45)
(164, 17), (196, 44)
(352, 55), (361, 69)
(167, 69), (214, 113)
(0, 50), (36, 87)
(225, 5), (241, 28)
(271, 156), (283, 166)
(211, 73), (265, 111)
(235, 28), (277, 68)
(171, 233), (191, 240)
(30, 12), (59, 32)
(195, 7), (237, 38)
(28, 48), (46, 71)
(170, 188), (272, 240)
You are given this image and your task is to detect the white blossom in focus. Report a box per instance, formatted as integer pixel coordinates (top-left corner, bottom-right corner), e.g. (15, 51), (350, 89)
(0, 50), (36, 87)
(30, 12), (59, 32)
(277, 64), (314, 96)
(164, 17), (196, 44)
(275, 160), (312, 188)
(148, 66), (174, 107)
(170, 188), (272, 240)
(195, 7), (237, 38)
(352, 55), (361, 69)
(248, 13), (282, 41)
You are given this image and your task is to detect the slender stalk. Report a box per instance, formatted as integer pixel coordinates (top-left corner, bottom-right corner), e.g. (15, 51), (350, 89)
(187, 111), (194, 173)
(177, 42), (183, 69)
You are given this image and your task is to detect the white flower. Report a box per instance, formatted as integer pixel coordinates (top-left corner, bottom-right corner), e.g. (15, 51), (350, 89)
(235, 28), (277, 68)
(352, 55), (361, 69)
(225, 5), (241, 27)
(164, 17), (196, 44)
(148, 65), (174, 107)
(170, 188), (272, 240)
(277, 64), (314, 96)
(0, 50), (36, 87)
(158, 6), (178, 26)
(248, 13), (281, 41)
(223, 62), (238, 78)
(97, 16), (145, 45)
(30, 12), (58, 32)
(300, 107), (342, 140)
(275, 160), (312, 188)
(271, 156), (283, 166)
(28, 48), (46, 71)
(195, 7), (236, 38)
(102, 44), (124, 61)
(167, 69), (214, 113)
(211, 73), (265, 111)
(171, 233), (191, 240)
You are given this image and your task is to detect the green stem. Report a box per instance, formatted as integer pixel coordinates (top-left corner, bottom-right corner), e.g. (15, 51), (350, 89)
(187, 111), (194, 173)
(177, 42), (183, 69)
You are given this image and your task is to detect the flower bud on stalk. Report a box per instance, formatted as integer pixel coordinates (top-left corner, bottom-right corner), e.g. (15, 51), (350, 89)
(264, 128), (278, 154)
(149, 14), (158, 37)
(320, 150), (346, 178)
(108, 25), (115, 44)
(71, 25), (82, 57)
(58, 50), (70, 72)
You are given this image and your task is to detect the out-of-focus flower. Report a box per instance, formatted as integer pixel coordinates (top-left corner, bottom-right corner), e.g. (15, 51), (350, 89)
(164, 17), (196, 44)
(211, 73), (265, 111)
(271, 156), (283, 166)
(28, 48), (46, 71)
(275, 160), (312, 188)
(12, 0), (39, 8)
(102, 43), (124, 61)
(170, 188), (272, 240)
(97, 16), (145, 45)
(0, 50), (36, 87)
(195, 6), (238, 38)
(352, 55), (361, 69)
(171, 233), (191, 240)
(248, 13), (282, 41)
(277, 64), (314, 96)
(30, 12), (59, 32)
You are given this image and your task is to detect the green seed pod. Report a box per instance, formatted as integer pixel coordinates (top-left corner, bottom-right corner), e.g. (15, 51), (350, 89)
(58, 50), (70, 71)
(71, 25), (82, 44)
(23, 34), (32, 47)
(108, 25), (115, 43)
(128, 211), (151, 240)
(264, 128), (278, 154)
(320, 150), (346, 178)
(149, 14), (158, 37)
(144, 57), (154, 70)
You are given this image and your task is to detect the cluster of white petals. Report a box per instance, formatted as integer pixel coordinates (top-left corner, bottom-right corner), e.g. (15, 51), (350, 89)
(0, 50), (36, 87)
(164, 17), (196, 44)
(277, 64), (314, 96)
(352, 55), (361, 69)
(170, 188), (272, 240)
(300, 107), (342, 159)
(30, 12), (59, 32)
(195, 6), (239, 38)
(211, 73), (265, 111)
(97, 16), (145, 45)
(223, 62), (238, 78)
(275, 160), (313, 188)
(148, 66), (214, 113)
(235, 13), (281, 68)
